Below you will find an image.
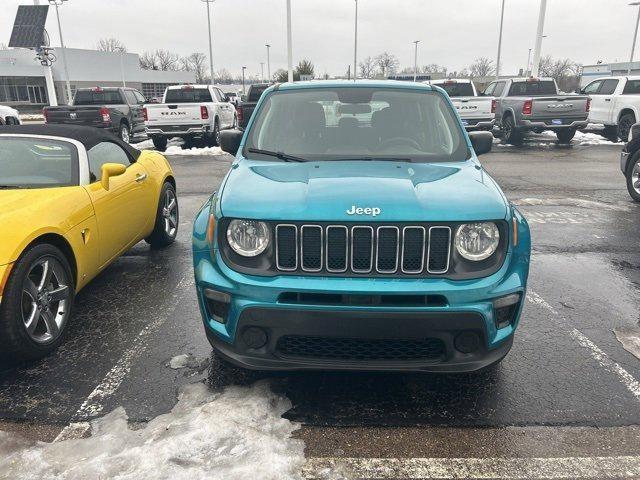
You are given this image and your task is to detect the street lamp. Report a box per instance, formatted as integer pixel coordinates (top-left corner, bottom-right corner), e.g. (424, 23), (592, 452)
(48, 0), (72, 104)
(242, 66), (247, 94)
(629, 2), (640, 74)
(286, 0), (293, 82)
(530, 0), (547, 78)
(201, 0), (215, 85)
(413, 40), (420, 82)
(526, 48), (532, 76)
(353, 0), (358, 81)
(495, 0), (505, 79)
(265, 44), (271, 82)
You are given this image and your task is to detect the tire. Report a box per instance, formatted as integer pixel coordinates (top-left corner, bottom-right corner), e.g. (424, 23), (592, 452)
(119, 123), (131, 143)
(0, 244), (75, 362)
(618, 113), (636, 143)
(146, 182), (179, 248)
(626, 150), (640, 202)
(556, 128), (576, 144)
(602, 125), (619, 142)
(152, 136), (168, 152)
(502, 115), (523, 145)
(213, 119), (221, 146)
(232, 114), (238, 129)
(6, 117), (18, 125)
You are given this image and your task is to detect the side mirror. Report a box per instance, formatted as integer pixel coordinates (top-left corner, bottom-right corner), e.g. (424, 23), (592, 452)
(574, 88), (584, 94)
(468, 131), (493, 156)
(219, 129), (244, 156)
(100, 163), (127, 190)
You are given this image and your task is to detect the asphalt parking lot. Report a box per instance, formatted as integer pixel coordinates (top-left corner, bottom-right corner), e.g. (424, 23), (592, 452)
(2, 136), (640, 478)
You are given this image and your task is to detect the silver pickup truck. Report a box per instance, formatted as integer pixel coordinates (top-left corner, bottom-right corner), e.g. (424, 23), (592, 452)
(486, 77), (589, 145)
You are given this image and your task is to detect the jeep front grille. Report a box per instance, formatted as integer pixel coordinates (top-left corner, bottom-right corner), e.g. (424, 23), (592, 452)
(275, 224), (451, 275)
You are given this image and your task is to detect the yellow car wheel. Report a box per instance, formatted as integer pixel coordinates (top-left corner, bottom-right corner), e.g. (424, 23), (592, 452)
(0, 244), (75, 362)
(146, 182), (179, 248)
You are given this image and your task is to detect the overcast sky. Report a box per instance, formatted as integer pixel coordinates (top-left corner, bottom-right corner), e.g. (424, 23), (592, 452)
(1, 0), (636, 77)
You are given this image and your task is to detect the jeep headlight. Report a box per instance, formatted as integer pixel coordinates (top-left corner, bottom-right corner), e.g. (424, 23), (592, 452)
(226, 219), (270, 257)
(454, 222), (500, 261)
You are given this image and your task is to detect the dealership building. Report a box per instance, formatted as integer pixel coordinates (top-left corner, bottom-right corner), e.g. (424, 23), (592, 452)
(0, 47), (196, 112)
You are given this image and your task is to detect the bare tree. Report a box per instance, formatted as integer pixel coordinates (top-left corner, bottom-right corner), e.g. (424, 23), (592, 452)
(96, 37), (127, 53)
(296, 59), (315, 78)
(155, 49), (180, 71)
(375, 52), (399, 77)
(181, 53), (208, 82)
(216, 68), (233, 84)
(140, 51), (159, 70)
(359, 56), (376, 79)
(469, 57), (495, 77)
(538, 55), (581, 91)
(421, 64), (448, 76)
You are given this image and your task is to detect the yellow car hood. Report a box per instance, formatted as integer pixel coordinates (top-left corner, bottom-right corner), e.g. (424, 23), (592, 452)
(0, 187), (93, 265)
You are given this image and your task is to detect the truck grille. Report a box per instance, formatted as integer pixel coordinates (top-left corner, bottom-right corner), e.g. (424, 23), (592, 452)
(275, 224), (451, 275)
(276, 335), (445, 361)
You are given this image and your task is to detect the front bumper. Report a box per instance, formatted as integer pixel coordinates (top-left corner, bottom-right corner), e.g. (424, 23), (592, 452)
(519, 118), (588, 130)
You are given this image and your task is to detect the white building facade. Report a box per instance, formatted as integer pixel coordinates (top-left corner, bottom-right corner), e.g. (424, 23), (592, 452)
(0, 47), (196, 111)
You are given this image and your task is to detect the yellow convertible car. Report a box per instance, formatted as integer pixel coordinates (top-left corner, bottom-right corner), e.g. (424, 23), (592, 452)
(0, 125), (178, 361)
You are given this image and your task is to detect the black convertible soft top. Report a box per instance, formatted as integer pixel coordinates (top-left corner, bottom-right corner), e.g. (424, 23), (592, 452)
(0, 124), (141, 160)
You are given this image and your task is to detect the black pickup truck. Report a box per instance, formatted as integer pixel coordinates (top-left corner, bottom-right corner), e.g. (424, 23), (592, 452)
(236, 83), (271, 129)
(43, 87), (146, 142)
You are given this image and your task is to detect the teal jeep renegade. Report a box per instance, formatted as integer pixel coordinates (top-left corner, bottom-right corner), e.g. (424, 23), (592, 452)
(192, 80), (530, 372)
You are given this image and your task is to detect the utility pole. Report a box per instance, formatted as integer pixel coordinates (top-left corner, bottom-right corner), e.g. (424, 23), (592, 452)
(266, 44), (271, 82)
(629, 2), (640, 74)
(526, 48), (532, 76)
(48, 0), (72, 104)
(353, 0), (358, 81)
(286, 0), (293, 82)
(202, 0), (215, 84)
(495, 0), (505, 79)
(413, 40), (420, 82)
(260, 62), (265, 83)
(242, 66), (246, 94)
(531, 0), (547, 78)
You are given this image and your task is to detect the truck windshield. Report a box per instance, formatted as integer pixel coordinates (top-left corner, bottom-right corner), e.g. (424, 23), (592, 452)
(74, 90), (122, 105)
(508, 80), (556, 96)
(435, 83), (475, 97)
(0, 137), (78, 188)
(165, 88), (213, 103)
(244, 87), (469, 163)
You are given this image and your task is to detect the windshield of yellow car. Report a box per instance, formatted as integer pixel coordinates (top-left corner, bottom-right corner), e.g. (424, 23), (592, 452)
(243, 87), (469, 163)
(0, 137), (79, 188)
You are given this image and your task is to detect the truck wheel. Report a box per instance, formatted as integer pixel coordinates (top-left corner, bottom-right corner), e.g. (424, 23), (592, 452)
(602, 126), (619, 142)
(119, 123), (131, 143)
(618, 114), (636, 142)
(0, 244), (75, 363)
(502, 116), (523, 145)
(556, 128), (576, 144)
(146, 182), (179, 248)
(213, 119), (221, 146)
(626, 151), (640, 202)
(152, 136), (168, 152)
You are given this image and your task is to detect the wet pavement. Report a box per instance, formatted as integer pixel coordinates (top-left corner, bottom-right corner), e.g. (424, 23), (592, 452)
(1, 139), (639, 476)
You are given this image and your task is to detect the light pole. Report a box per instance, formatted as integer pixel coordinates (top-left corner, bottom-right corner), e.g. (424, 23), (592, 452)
(265, 44), (271, 82)
(286, 0), (293, 82)
(413, 40), (420, 82)
(495, 0), (505, 79)
(48, 0), (72, 104)
(531, 0), (547, 78)
(260, 62), (265, 82)
(242, 66), (247, 94)
(629, 2), (640, 74)
(526, 48), (532, 76)
(353, 0), (358, 81)
(202, 0), (215, 85)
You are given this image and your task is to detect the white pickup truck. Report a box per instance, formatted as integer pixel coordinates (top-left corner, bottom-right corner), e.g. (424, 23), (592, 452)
(144, 85), (237, 151)
(581, 76), (640, 141)
(428, 79), (495, 131)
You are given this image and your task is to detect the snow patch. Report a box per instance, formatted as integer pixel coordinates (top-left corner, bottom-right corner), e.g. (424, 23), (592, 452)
(165, 145), (224, 156)
(0, 382), (306, 480)
(515, 197), (631, 212)
(614, 325), (640, 361)
(167, 354), (210, 372)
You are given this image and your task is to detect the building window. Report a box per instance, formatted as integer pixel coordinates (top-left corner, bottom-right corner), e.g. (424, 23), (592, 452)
(0, 77), (48, 105)
(142, 83), (180, 100)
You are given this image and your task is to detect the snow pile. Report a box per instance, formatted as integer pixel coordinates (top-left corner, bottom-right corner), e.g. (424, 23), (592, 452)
(165, 145), (224, 156)
(0, 382), (306, 480)
(167, 354), (210, 373)
(132, 138), (183, 151)
(573, 131), (619, 146)
(19, 113), (44, 121)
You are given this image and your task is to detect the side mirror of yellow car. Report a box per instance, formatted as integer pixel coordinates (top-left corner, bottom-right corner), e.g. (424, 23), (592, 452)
(100, 163), (127, 190)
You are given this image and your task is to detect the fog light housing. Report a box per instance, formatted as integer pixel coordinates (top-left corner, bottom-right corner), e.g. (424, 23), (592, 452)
(493, 293), (521, 329)
(242, 327), (268, 349)
(454, 331), (481, 354)
(204, 288), (231, 324)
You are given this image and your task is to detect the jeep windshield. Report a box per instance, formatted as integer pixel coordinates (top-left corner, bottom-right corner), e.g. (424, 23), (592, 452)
(243, 86), (469, 163)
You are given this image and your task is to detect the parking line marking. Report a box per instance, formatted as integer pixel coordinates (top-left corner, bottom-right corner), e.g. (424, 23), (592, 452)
(527, 290), (640, 402)
(302, 455), (640, 479)
(54, 273), (193, 442)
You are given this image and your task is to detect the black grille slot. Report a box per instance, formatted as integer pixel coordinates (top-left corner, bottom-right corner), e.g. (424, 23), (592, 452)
(278, 292), (448, 307)
(277, 335), (445, 361)
(428, 227), (451, 273)
(351, 227), (374, 272)
(276, 225), (297, 270)
(376, 227), (399, 273)
(326, 226), (348, 272)
(301, 226), (322, 271)
(402, 227), (425, 273)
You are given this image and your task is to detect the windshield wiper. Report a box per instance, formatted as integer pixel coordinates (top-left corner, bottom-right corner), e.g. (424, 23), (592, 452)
(247, 148), (307, 163)
(328, 157), (413, 163)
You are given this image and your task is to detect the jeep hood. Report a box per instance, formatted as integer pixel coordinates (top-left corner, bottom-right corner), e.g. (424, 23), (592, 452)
(220, 160), (508, 222)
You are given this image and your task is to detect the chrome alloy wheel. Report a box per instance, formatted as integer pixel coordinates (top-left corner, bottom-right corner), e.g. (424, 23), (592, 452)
(633, 159), (640, 195)
(162, 189), (178, 237)
(21, 257), (71, 344)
